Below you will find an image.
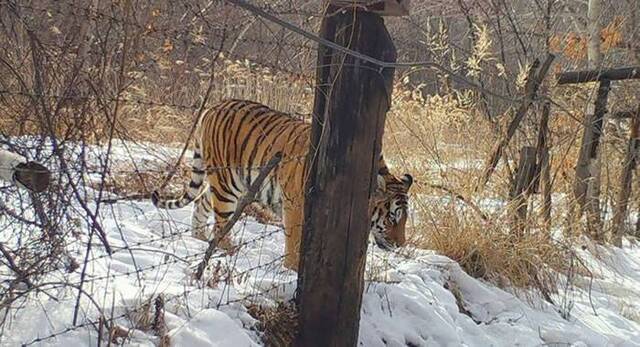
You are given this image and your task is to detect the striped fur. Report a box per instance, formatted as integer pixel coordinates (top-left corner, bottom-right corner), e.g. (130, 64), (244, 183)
(152, 99), (412, 270)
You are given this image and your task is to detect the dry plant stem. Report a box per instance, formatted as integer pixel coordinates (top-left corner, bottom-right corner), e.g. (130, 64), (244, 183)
(156, 47), (224, 192)
(227, 0), (518, 104)
(0, 242), (33, 289)
(153, 295), (169, 347)
(194, 153), (283, 281)
(536, 101), (552, 231)
(428, 184), (489, 221)
(20, 26), (113, 255)
(73, 0), (128, 325)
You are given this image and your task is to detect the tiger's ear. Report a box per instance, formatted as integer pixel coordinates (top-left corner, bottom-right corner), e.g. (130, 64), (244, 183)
(378, 154), (390, 175)
(401, 174), (413, 189)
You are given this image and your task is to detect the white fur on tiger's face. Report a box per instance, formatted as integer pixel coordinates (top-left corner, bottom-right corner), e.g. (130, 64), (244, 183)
(151, 99), (412, 270)
(370, 169), (413, 249)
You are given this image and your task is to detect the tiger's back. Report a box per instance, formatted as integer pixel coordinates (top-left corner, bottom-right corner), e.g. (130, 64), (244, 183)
(199, 99), (310, 189)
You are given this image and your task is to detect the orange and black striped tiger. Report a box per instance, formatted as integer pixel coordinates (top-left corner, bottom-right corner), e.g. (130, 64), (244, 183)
(152, 99), (412, 270)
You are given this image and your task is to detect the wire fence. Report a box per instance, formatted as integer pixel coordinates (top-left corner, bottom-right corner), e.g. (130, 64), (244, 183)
(0, 1), (315, 333)
(1, 0), (639, 345)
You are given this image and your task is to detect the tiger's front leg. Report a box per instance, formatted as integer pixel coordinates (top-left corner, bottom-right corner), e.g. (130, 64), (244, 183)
(283, 200), (303, 271)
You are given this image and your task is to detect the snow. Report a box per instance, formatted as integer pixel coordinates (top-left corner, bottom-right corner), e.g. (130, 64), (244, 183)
(1, 141), (640, 346)
(169, 309), (259, 347)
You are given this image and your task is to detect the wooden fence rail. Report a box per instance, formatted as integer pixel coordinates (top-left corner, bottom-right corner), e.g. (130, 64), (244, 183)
(557, 66), (640, 84)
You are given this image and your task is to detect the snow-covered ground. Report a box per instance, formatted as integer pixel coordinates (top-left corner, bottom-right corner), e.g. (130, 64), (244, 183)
(1, 141), (639, 346)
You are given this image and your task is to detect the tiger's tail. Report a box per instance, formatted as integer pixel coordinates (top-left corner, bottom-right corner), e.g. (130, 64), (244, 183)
(152, 138), (206, 210)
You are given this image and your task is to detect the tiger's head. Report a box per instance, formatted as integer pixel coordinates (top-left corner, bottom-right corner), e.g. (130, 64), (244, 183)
(370, 159), (413, 250)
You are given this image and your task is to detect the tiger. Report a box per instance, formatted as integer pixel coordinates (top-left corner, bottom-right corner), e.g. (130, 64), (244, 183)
(152, 99), (412, 270)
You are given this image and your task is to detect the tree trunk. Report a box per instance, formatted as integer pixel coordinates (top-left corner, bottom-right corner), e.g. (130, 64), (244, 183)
(574, 79), (610, 242)
(612, 111), (639, 246)
(629, 0), (640, 64)
(588, 0), (603, 69)
(636, 204), (640, 237)
(295, 7), (396, 347)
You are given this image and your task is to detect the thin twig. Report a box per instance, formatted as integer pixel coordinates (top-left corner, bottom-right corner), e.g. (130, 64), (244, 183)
(157, 36), (226, 192)
(428, 184), (490, 222)
(195, 152), (283, 280)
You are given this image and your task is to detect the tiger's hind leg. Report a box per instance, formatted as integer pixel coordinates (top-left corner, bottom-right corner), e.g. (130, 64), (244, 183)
(192, 183), (238, 253)
(191, 187), (214, 241)
(210, 186), (239, 252)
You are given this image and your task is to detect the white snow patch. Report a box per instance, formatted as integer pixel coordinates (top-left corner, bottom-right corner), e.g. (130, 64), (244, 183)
(1, 140), (639, 346)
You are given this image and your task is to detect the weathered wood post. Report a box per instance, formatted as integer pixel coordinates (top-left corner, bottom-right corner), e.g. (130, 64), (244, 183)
(0, 148), (50, 192)
(612, 107), (639, 246)
(557, 67), (640, 242)
(510, 146), (537, 234)
(295, 1), (403, 346)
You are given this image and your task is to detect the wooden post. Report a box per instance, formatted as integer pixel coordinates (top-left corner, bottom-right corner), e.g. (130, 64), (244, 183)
(557, 66), (640, 242)
(510, 146), (537, 234)
(477, 54), (554, 190)
(574, 79), (610, 241)
(295, 6), (396, 347)
(612, 108), (639, 246)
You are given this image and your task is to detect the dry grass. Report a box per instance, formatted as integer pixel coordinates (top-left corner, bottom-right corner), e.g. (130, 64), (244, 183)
(380, 77), (593, 296)
(418, 210), (568, 291)
(247, 302), (298, 347)
(75, 57), (592, 297)
(115, 57), (314, 144)
(4, 41), (636, 300)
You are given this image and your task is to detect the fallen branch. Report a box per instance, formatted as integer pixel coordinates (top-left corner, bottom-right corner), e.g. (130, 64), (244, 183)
(477, 54), (555, 191)
(194, 152), (283, 280)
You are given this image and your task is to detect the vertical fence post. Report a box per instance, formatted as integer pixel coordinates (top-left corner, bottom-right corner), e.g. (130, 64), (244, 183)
(510, 146), (537, 234)
(295, 5), (396, 347)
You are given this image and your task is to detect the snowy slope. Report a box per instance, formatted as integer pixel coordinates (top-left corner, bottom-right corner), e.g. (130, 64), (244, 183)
(1, 141), (639, 346)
